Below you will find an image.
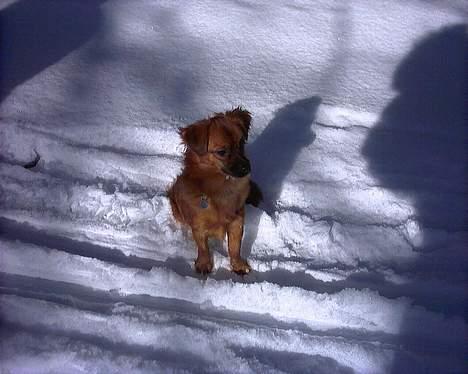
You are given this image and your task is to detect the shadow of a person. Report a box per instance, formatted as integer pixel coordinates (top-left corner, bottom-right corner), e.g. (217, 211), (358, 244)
(0, 0), (106, 102)
(243, 97), (322, 257)
(363, 25), (466, 232)
(361, 25), (466, 371)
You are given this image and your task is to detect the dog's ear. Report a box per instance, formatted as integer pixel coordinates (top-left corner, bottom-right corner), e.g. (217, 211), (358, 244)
(179, 120), (210, 155)
(225, 107), (251, 140)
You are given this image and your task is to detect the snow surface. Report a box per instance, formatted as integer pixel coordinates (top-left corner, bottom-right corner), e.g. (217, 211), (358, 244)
(0, 0), (466, 373)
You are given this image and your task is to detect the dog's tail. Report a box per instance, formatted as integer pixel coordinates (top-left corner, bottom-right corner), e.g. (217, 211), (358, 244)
(246, 180), (263, 207)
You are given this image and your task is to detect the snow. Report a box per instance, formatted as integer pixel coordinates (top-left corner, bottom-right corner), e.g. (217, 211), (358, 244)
(0, 0), (466, 373)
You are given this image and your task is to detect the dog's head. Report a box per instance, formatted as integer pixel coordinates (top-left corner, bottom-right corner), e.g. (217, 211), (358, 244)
(180, 107), (252, 178)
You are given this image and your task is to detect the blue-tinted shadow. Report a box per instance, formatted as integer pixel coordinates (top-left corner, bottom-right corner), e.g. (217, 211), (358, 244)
(0, 0), (106, 102)
(362, 25), (467, 372)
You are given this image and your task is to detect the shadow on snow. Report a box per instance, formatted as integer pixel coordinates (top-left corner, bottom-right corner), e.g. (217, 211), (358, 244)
(361, 24), (467, 372)
(243, 97), (322, 258)
(0, 0), (106, 102)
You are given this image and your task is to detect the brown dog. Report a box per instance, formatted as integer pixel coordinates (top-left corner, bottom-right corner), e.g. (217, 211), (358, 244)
(168, 107), (260, 275)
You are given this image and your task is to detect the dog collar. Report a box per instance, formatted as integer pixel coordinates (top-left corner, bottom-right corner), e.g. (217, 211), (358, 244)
(200, 194), (209, 209)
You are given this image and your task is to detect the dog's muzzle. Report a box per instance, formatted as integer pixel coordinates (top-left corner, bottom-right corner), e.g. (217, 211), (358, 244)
(224, 156), (251, 178)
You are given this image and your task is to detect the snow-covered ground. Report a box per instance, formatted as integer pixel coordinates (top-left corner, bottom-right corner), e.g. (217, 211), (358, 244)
(0, 0), (466, 373)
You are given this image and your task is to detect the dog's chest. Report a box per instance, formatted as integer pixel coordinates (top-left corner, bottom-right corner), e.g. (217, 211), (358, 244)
(209, 179), (248, 215)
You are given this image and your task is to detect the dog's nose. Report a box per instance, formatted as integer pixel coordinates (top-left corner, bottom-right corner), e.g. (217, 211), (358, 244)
(226, 156), (251, 178)
(240, 158), (251, 174)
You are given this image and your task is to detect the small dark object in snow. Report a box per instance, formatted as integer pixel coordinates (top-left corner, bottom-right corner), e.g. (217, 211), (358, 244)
(24, 151), (40, 169)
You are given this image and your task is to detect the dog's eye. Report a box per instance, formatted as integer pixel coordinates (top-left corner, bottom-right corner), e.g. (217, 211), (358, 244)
(216, 149), (227, 157)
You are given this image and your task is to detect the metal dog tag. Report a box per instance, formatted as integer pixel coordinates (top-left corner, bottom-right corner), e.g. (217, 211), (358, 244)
(200, 195), (209, 209)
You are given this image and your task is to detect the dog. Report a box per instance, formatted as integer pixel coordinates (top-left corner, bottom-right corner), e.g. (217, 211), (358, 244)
(168, 107), (261, 275)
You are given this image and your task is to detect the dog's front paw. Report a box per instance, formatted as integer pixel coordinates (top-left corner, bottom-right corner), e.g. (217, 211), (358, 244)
(195, 255), (213, 274)
(230, 257), (251, 275)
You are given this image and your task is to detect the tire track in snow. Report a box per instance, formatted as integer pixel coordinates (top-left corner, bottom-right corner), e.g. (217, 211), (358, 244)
(1, 239), (465, 349)
(1, 294), (402, 374)
(1, 326), (203, 374)
(2, 215), (465, 319)
(0, 273), (403, 348)
(1, 271), (464, 361)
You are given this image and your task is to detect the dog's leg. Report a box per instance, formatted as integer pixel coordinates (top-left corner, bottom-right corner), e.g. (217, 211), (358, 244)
(227, 210), (251, 275)
(192, 228), (213, 274)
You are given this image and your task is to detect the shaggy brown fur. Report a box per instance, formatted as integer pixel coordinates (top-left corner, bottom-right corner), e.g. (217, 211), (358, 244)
(168, 108), (260, 274)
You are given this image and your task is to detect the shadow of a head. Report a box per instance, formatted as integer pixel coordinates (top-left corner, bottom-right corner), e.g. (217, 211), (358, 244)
(248, 96), (322, 214)
(362, 26), (466, 372)
(362, 24), (466, 232)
